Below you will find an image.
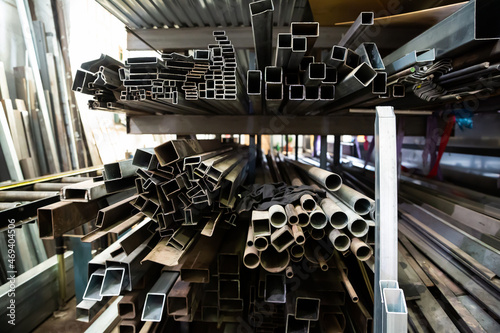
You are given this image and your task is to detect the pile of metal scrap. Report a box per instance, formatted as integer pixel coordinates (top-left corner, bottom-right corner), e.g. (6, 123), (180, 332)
(73, 32), (248, 115)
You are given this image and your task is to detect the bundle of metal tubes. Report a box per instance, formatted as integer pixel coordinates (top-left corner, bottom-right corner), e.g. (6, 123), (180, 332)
(72, 31), (248, 115)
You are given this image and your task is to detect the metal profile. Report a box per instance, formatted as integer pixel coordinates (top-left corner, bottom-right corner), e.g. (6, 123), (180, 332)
(61, 180), (107, 202)
(356, 42), (385, 71)
(250, 0), (274, 70)
(141, 271), (179, 322)
(338, 12), (374, 49)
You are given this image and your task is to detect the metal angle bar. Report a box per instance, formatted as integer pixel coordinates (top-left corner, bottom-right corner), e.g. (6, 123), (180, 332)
(338, 12), (374, 50)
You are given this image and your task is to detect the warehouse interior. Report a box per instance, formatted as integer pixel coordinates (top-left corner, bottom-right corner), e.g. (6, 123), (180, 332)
(0, 0), (499, 332)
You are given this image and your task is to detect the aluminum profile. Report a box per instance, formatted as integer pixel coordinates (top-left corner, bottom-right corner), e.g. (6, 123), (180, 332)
(338, 12), (374, 50)
(250, 0), (274, 70)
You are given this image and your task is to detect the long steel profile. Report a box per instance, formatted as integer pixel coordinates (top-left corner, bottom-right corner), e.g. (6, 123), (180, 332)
(250, 0), (274, 70)
(61, 180), (108, 202)
(338, 12), (374, 49)
(355, 42), (385, 70)
(383, 1), (500, 66)
(95, 194), (137, 228)
(83, 268), (105, 301)
(269, 204), (287, 228)
(141, 271), (179, 322)
(335, 62), (377, 100)
(271, 225), (295, 252)
(327, 192), (368, 237)
(275, 33), (293, 67)
(132, 148), (158, 170)
(351, 237), (373, 261)
(287, 37), (307, 70)
(328, 229), (351, 252)
(320, 198), (348, 229)
(247, 70), (263, 114)
(265, 274), (286, 303)
(333, 184), (374, 216)
(324, 45), (347, 68)
(290, 22), (319, 55)
(288, 159), (342, 191)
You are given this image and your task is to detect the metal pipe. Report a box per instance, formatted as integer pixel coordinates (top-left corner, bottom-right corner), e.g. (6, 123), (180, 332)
(0, 190), (58, 201)
(356, 42), (385, 70)
(265, 274), (286, 303)
(32, 183), (67, 191)
(260, 246), (290, 273)
(249, 0), (274, 70)
(335, 62), (377, 100)
(338, 12), (374, 49)
(247, 70), (263, 114)
(327, 193), (368, 237)
(308, 227), (325, 240)
(298, 194), (316, 212)
(309, 206), (327, 229)
(285, 204), (299, 225)
(269, 204), (287, 228)
(254, 235), (269, 251)
(290, 243), (304, 260)
(287, 37), (307, 70)
(350, 237), (373, 261)
(290, 22), (319, 55)
(295, 297), (321, 321)
(291, 225), (305, 245)
(271, 225), (295, 252)
(243, 245), (260, 269)
(333, 251), (358, 303)
(142, 271), (179, 322)
(286, 266), (294, 279)
(333, 184), (374, 216)
(288, 159), (342, 191)
(328, 229), (351, 252)
(275, 33), (293, 67)
(295, 205), (310, 227)
(320, 198), (348, 229)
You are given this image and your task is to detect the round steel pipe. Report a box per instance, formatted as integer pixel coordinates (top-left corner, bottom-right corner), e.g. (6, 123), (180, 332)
(292, 225), (305, 245)
(269, 204), (287, 228)
(327, 193), (368, 237)
(309, 206), (327, 229)
(328, 229), (351, 252)
(286, 266), (294, 278)
(333, 184), (373, 215)
(243, 245), (261, 269)
(254, 236), (269, 251)
(0, 191), (58, 202)
(304, 238), (334, 265)
(285, 204), (299, 225)
(295, 205), (310, 227)
(0, 202), (21, 210)
(320, 198), (348, 229)
(300, 194), (316, 212)
(290, 244), (304, 259)
(288, 160), (342, 191)
(350, 237), (373, 261)
(247, 223), (254, 247)
(309, 227), (325, 240)
(33, 183), (67, 191)
(260, 247), (289, 273)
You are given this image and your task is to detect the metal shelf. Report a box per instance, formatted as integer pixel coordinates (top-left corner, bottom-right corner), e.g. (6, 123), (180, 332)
(126, 113), (428, 136)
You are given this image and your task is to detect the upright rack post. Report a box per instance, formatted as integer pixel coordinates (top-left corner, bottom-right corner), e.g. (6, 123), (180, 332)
(374, 106), (407, 332)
